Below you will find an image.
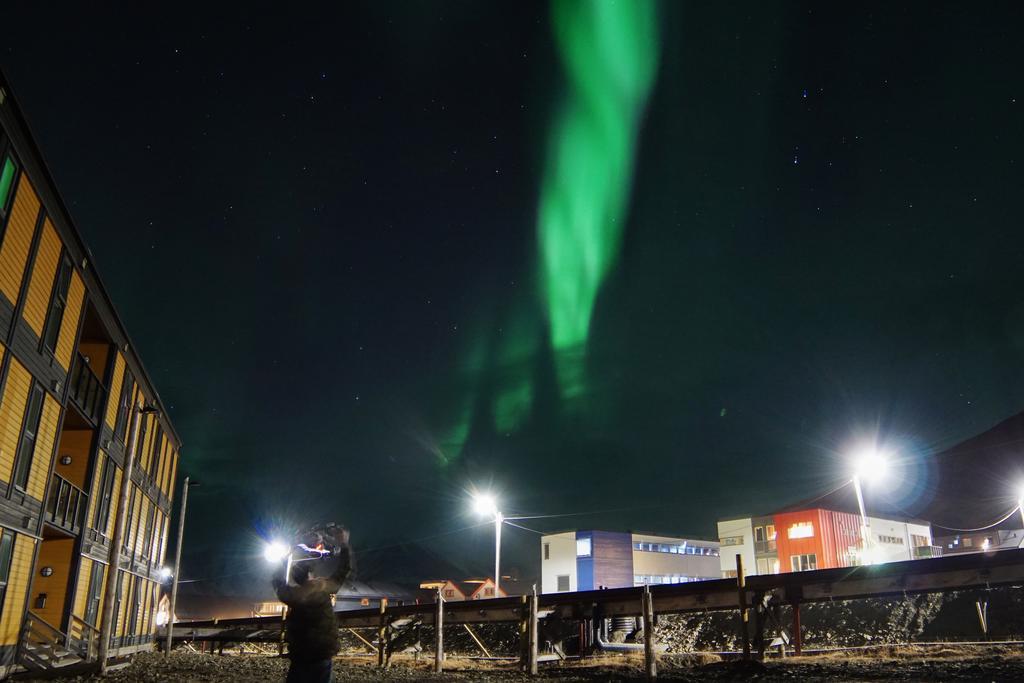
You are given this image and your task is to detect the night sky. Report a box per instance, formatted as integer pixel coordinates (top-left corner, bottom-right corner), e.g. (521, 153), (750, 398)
(3, 2), (1024, 589)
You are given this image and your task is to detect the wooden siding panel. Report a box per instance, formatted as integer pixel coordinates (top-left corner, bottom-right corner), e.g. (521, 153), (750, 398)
(0, 358), (32, 484)
(85, 453), (104, 533)
(21, 218), (60, 337)
(107, 466), (122, 537)
(104, 354), (125, 431)
(54, 270), (85, 371)
(167, 450), (178, 503)
(73, 557), (92, 620)
(26, 394), (59, 502)
(0, 534), (35, 646)
(0, 176), (39, 307)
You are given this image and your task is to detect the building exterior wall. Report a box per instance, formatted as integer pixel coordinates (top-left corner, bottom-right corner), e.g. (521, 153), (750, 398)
(717, 518), (755, 578)
(774, 508), (861, 572)
(0, 73), (182, 672)
(540, 532), (577, 594)
(630, 533), (720, 583)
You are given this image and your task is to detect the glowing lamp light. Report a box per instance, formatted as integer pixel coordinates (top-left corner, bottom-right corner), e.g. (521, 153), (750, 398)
(472, 493), (498, 518)
(263, 541), (290, 563)
(853, 449), (889, 484)
(157, 566), (173, 582)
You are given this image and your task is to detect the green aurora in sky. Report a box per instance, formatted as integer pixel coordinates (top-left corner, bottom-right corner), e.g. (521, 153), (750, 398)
(538, 0), (660, 397)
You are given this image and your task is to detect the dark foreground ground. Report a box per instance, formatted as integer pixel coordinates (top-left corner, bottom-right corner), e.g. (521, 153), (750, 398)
(22, 645), (1024, 682)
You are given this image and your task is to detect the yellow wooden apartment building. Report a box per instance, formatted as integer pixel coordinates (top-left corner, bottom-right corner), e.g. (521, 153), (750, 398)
(0, 71), (180, 674)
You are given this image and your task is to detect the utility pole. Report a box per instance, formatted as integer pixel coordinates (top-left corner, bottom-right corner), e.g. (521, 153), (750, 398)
(494, 511), (503, 595)
(165, 476), (198, 656)
(97, 402), (154, 672)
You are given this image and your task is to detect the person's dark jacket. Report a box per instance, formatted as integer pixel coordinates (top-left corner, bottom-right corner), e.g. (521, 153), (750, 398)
(273, 547), (352, 661)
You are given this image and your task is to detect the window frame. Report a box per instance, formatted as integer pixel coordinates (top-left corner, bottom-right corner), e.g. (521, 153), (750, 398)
(0, 529), (13, 615)
(84, 562), (104, 626)
(40, 252), (73, 356)
(13, 383), (45, 491)
(0, 132), (19, 226)
(93, 456), (116, 535)
(113, 368), (135, 444)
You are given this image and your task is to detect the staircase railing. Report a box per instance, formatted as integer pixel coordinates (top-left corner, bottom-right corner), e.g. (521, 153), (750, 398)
(66, 614), (99, 662)
(19, 611), (94, 671)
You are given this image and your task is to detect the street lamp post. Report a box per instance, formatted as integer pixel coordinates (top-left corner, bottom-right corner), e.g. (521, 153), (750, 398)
(472, 494), (503, 594)
(165, 477), (200, 657)
(98, 402), (158, 672)
(851, 450), (889, 566)
(851, 472), (870, 560)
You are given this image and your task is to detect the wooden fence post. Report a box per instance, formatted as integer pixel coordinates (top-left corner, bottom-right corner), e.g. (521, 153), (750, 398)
(792, 602), (802, 655)
(377, 598), (388, 668)
(434, 589), (444, 674)
(518, 594), (528, 670)
(642, 584), (657, 680)
(735, 554), (750, 659)
(528, 586), (539, 676)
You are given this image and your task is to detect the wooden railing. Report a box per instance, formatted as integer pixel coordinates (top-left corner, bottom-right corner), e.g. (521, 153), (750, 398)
(68, 352), (106, 425)
(66, 614), (99, 662)
(44, 475), (88, 534)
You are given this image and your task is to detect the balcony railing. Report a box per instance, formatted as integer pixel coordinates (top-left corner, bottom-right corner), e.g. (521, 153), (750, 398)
(913, 545), (943, 559)
(69, 352), (107, 425)
(754, 539), (778, 554)
(45, 475), (88, 534)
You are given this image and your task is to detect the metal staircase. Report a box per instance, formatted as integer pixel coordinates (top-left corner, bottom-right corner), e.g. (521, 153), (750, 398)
(18, 612), (98, 672)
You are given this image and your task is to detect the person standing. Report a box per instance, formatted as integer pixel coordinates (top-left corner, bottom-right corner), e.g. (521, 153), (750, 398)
(272, 527), (352, 683)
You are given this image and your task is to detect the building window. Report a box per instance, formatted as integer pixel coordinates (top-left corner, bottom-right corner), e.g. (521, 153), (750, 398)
(443, 589), (454, 599)
(878, 535), (904, 545)
(113, 369), (135, 444)
(135, 414), (148, 469)
(0, 153), (17, 217)
(576, 537), (591, 557)
(0, 529), (13, 612)
(787, 523), (814, 539)
(556, 575), (570, 592)
(149, 427), (162, 478)
(85, 562), (104, 625)
(790, 554), (817, 572)
(142, 502), (155, 558)
(94, 457), (116, 534)
(13, 384), (45, 491)
(766, 525), (776, 541)
(543, 543), (550, 560)
(754, 526), (765, 543)
(963, 537), (973, 548)
(41, 255), (73, 354)
(483, 587), (493, 597)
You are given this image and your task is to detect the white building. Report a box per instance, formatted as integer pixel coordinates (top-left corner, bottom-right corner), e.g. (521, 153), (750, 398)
(541, 530), (720, 594)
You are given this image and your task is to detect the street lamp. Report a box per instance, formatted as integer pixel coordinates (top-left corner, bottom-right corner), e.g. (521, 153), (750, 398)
(472, 492), (504, 595)
(851, 449), (889, 565)
(165, 477), (200, 657)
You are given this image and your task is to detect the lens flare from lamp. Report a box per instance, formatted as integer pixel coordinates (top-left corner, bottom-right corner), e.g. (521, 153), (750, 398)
(263, 541), (290, 563)
(472, 493), (498, 517)
(158, 566), (172, 581)
(854, 449), (889, 484)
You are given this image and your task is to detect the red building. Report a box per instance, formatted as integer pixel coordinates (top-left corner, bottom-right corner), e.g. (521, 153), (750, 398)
(772, 508), (862, 572)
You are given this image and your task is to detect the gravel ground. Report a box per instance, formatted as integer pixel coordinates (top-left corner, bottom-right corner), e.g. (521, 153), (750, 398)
(20, 645), (1024, 682)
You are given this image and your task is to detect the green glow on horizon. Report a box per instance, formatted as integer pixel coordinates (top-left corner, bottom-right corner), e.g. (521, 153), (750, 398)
(538, 0), (659, 392)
